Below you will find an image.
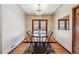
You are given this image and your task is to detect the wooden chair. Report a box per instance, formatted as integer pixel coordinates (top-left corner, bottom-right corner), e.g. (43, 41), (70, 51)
(24, 31), (32, 42)
(46, 31), (53, 42)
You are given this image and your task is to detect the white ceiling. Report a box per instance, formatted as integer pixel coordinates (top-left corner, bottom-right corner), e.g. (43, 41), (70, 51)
(20, 4), (62, 16)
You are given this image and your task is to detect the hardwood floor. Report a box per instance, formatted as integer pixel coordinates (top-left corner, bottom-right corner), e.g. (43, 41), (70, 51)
(9, 43), (30, 54)
(9, 39), (70, 54)
(50, 43), (69, 54)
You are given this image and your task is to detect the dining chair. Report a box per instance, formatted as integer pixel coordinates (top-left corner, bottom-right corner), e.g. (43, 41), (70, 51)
(46, 31), (53, 42)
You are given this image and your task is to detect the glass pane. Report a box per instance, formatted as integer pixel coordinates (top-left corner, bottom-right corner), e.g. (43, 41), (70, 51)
(34, 31), (39, 34)
(40, 30), (46, 34)
(34, 21), (39, 29)
(41, 33), (46, 36)
(41, 21), (46, 29)
(34, 34), (39, 36)
(34, 26), (39, 30)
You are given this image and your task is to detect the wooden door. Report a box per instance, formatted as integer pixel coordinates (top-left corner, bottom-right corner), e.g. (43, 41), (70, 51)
(72, 5), (79, 54)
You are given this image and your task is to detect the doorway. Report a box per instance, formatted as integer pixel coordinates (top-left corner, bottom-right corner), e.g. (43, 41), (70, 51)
(32, 20), (47, 37)
(72, 5), (79, 54)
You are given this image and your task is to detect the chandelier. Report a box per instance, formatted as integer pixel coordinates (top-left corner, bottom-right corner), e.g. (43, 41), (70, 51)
(35, 4), (43, 16)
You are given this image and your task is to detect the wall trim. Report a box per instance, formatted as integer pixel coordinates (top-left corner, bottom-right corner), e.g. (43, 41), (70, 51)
(72, 4), (79, 54)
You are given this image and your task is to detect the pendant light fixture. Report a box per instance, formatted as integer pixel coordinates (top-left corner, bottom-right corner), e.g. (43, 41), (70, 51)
(35, 4), (43, 16)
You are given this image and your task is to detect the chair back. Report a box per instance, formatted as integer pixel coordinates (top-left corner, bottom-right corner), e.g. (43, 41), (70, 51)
(47, 31), (53, 41)
(26, 31), (32, 37)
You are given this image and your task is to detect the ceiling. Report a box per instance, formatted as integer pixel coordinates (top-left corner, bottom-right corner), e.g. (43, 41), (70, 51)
(19, 4), (62, 16)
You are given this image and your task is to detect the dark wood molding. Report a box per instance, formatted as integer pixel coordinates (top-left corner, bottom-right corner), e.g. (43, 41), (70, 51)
(72, 5), (79, 54)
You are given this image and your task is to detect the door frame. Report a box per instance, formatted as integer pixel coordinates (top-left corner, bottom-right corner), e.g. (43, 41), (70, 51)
(72, 5), (79, 53)
(32, 19), (48, 36)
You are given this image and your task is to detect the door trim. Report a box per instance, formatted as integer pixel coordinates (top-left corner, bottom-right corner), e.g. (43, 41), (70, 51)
(32, 19), (48, 36)
(72, 5), (79, 53)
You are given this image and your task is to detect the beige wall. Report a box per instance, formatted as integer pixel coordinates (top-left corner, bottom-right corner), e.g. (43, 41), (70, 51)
(2, 5), (28, 53)
(26, 15), (54, 33)
(0, 5), (2, 54)
(53, 4), (76, 52)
